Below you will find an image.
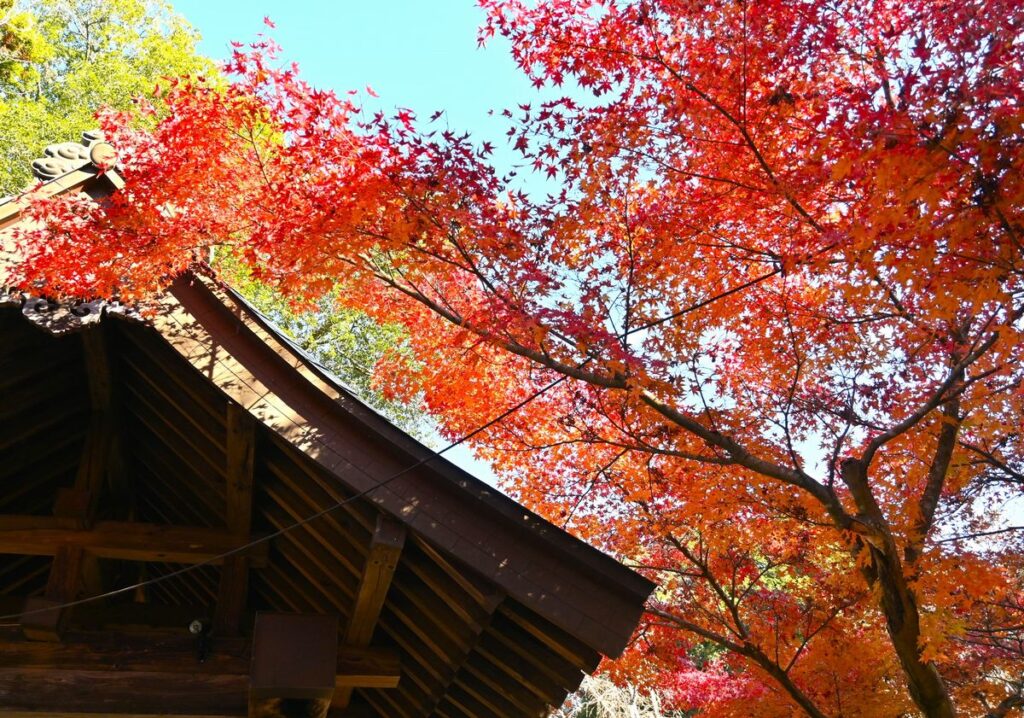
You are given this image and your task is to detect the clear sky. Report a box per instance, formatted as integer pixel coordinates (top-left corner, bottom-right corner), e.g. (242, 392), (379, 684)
(173, 0), (541, 177)
(171, 0), (538, 485)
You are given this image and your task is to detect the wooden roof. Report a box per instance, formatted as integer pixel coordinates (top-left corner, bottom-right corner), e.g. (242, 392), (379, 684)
(0, 135), (653, 717)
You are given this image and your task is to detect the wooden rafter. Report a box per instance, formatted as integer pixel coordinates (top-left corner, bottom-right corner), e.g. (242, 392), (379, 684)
(224, 403), (256, 536)
(333, 514), (406, 709)
(346, 515), (407, 645)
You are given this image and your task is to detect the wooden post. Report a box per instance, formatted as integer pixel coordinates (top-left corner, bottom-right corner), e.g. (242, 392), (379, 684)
(215, 403), (256, 636)
(21, 545), (85, 641)
(77, 326), (124, 508)
(29, 481), (103, 638)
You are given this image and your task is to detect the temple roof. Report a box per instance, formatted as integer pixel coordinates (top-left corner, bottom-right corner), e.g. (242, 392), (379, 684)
(0, 133), (653, 718)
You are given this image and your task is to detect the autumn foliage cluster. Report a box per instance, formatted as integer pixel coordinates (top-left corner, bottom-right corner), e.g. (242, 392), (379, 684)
(10, 1), (1024, 716)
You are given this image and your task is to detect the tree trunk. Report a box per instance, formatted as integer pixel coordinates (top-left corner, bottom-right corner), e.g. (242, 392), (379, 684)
(870, 542), (956, 718)
(840, 459), (957, 718)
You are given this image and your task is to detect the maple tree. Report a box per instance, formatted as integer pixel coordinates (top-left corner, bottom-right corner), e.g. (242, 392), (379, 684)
(8, 1), (1024, 716)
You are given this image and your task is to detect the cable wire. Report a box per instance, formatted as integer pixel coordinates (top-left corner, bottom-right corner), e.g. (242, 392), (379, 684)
(0, 371), (568, 624)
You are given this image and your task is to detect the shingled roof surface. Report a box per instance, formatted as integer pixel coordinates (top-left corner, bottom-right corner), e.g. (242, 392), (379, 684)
(0, 134), (654, 718)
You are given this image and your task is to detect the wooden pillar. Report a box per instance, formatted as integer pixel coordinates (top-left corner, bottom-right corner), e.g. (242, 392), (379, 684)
(77, 326), (125, 510)
(21, 545), (85, 641)
(215, 403), (256, 636)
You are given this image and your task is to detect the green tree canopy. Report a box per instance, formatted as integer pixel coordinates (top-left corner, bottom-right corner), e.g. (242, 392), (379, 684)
(1, 0), (431, 438)
(0, 0), (212, 194)
(226, 261), (432, 440)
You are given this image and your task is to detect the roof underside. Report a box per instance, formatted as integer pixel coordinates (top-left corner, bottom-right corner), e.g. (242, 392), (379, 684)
(0, 156), (653, 718)
(0, 304), (635, 717)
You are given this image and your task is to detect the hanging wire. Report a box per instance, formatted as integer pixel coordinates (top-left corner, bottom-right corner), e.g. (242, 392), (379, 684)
(0, 371), (570, 625)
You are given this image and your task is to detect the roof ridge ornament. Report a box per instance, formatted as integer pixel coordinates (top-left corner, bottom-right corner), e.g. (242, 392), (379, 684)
(2, 132), (128, 334)
(31, 130), (119, 181)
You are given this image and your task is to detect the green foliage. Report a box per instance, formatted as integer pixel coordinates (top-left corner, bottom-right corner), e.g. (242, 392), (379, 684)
(0, 1), (430, 440)
(0, 0), (213, 194)
(224, 262), (432, 440)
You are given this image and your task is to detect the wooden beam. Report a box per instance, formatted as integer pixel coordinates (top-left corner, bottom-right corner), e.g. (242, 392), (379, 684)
(74, 414), (116, 500)
(0, 692), (376, 716)
(0, 709), (371, 718)
(0, 704), (372, 718)
(81, 327), (113, 412)
(213, 555), (249, 635)
(334, 514), (406, 708)
(53, 488), (93, 530)
(250, 613), (339, 718)
(0, 670), (248, 716)
(224, 403), (256, 535)
(0, 627), (396, 715)
(76, 326), (125, 506)
(215, 403), (257, 636)
(0, 631), (400, 688)
(0, 518), (269, 566)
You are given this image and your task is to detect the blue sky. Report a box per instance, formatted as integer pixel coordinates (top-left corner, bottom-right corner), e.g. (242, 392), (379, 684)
(172, 0), (536, 484)
(174, 0), (539, 177)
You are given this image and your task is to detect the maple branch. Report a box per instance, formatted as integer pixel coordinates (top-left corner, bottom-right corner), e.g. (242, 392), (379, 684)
(825, 370), (863, 488)
(984, 681), (1024, 718)
(620, 191), (637, 341)
(624, 266), (781, 336)
(873, 43), (897, 113)
(839, 453), (957, 718)
(647, 607), (833, 718)
(870, 271), (925, 329)
(860, 328), (1001, 469)
(934, 526), (1024, 545)
(351, 254), (622, 387)
(668, 534), (748, 639)
(784, 594), (865, 673)
(639, 390), (852, 527)
(647, 607), (748, 656)
(563, 448), (626, 527)
(735, 559), (784, 605)
(602, 138), (770, 193)
(351, 251), (857, 524)
(632, 13), (827, 234)
(958, 441), (1024, 486)
(781, 296), (806, 472)
(623, 562), (704, 578)
(497, 434), (735, 465)
(910, 396), (962, 559)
